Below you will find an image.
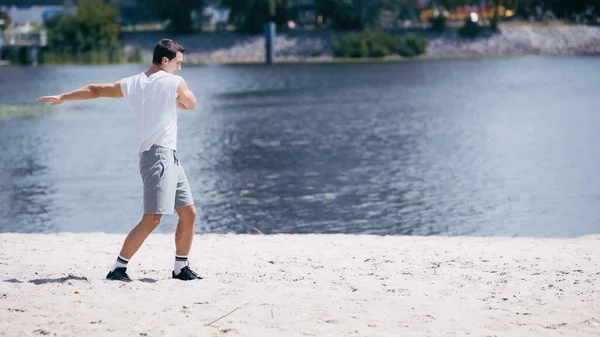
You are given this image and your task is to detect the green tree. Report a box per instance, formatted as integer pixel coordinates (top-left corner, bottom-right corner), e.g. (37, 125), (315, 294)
(0, 9), (11, 28)
(136, 0), (205, 33)
(490, 0), (500, 31)
(316, 0), (420, 30)
(44, 0), (120, 61)
(489, 0), (517, 31)
(316, 0), (368, 29)
(502, 0), (600, 22)
(221, 0), (291, 34)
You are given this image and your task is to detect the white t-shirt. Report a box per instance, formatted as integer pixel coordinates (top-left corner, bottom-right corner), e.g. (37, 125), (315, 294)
(120, 70), (182, 153)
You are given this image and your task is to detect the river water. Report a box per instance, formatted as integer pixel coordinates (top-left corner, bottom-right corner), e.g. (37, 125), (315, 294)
(1, 56), (599, 237)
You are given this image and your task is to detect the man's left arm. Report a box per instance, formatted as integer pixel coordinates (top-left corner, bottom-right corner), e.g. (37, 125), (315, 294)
(38, 81), (123, 105)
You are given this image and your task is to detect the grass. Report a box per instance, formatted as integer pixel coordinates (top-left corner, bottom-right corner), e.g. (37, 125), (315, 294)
(39, 49), (143, 66)
(181, 55), (428, 66)
(0, 105), (50, 119)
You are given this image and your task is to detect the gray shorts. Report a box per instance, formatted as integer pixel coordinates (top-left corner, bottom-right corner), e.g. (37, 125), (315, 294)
(139, 146), (194, 214)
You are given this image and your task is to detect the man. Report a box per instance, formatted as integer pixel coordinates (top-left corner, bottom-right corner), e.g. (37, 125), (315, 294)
(38, 39), (201, 282)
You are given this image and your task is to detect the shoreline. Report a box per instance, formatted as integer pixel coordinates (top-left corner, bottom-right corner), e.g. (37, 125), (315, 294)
(6, 51), (594, 68)
(120, 23), (600, 65)
(3, 23), (595, 67)
(181, 52), (596, 66)
(1, 233), (599, 336)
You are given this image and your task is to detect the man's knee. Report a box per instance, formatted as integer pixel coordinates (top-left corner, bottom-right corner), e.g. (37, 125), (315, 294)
(141, 214), (162, 229)
(177, 205), (196, 223)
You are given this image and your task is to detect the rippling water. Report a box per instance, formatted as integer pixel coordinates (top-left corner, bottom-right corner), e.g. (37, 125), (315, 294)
(1, 56), (599, 237)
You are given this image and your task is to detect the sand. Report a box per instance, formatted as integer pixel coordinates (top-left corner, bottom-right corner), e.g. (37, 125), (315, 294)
(0, 233), (598, 337)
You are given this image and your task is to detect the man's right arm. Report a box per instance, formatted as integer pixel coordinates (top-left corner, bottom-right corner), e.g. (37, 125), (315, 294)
(38, 81), (124, 105)
(176, 78), (197, 110)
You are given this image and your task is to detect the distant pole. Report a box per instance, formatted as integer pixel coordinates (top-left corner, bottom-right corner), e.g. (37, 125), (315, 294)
(491, 0), (500, 31)
(264, 22), (276, 64)
(26, 46), (39, 66)
(265, 0), (276, 64)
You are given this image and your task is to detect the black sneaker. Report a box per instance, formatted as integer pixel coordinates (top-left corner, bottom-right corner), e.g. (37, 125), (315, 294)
(106, 267), (132, 282)
(172, 266), (202, 281)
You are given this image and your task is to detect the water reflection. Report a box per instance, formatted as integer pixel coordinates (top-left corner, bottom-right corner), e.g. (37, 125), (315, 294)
(0, 118), (57, 232)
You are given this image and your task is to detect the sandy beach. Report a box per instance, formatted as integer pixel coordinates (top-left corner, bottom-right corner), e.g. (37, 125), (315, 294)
(0, 233), (598, 337)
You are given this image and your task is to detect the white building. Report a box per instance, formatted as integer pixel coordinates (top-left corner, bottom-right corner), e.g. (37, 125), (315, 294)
(0, 1), (72, 28)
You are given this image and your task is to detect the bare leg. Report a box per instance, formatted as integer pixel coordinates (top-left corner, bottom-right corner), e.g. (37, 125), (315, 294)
(175, 205), (196, 256)
(119, 214), (163, 259)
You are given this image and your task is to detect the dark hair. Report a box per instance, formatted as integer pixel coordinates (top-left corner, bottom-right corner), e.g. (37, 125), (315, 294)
(152, 39), (186, 65)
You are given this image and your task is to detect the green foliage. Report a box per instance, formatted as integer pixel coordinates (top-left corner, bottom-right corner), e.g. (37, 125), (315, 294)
(395, 43), (415, 57)
(317, 0), (420, 30)
(131, 46), (143, 64)
(317, 0), (364, 29)
(334, 30), (426, 59)
(45, 0), (120, 53)
(515, 0), (600, 20)
(504, 0), (519, 11)
(41, 0), (130, 64)
(6, 47), (20, 64)
(404, 33), (426, 55)
(333, 32), (369, 57)
(39, 46), (143, 65)
(0, 9), (10, 28)
(458, 17), (481, 38)
(221, 0), (291, 34)
(365, 30), (402, 52)
(429, 15), (447, 31)
(136, 0), (204, 33)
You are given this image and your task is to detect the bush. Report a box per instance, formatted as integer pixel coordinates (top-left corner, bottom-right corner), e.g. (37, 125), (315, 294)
(404, 34), (426, 56)
(429, 15), (447, 31)
(459, 17), (481, 38)
(6, 47), (21, 64)
(365, 30), (404, 54)
(130, 46), (143, 63)
(368, 42), (390, 58)
(333, 33), (370, 58)
(334, 30), (426, 59)
(396, 44), (415, 57)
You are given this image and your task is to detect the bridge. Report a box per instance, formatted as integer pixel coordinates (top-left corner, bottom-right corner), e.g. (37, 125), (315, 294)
(0, 29), (48, 65)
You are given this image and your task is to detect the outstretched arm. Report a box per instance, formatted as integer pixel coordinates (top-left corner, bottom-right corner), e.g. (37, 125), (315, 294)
(37, 81), (123, 105)
(176, 78), (197, 110)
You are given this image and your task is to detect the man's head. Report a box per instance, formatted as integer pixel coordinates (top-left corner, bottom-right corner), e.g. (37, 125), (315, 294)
(152, 39), (185, 74)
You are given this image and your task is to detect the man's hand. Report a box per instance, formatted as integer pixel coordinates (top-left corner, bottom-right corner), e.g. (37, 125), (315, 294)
(37, 95), (65, 105)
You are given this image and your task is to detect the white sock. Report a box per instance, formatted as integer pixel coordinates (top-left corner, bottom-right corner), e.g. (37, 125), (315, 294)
(174, 255), (188, 275)
(112, 255), (129, 271)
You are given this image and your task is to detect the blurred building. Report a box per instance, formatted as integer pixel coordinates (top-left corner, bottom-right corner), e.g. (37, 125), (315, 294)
(198, 3), (230, 30)
(0, 0), (70, 28)
(418, 0), (514, 22)
(0, 0), (155, 28)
